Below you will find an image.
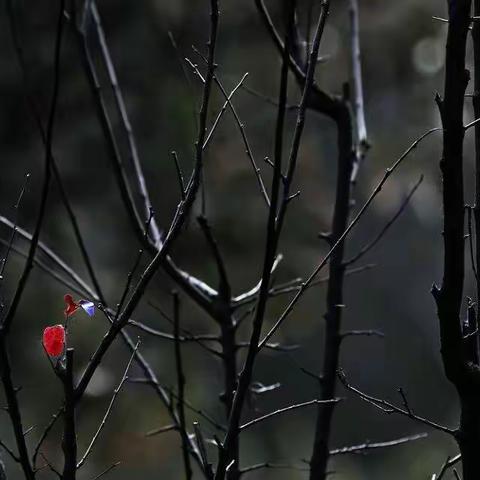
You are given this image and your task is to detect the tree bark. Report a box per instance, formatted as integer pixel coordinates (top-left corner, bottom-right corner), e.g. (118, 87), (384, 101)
(434, 2), (480, 479)
(220, 313), (240, 480)
(309, 103), (354, 480)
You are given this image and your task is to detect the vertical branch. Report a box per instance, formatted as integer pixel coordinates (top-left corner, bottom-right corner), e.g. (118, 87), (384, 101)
(73, 1), (217, 317)
(2, 0), (65, 333)
(0, 174), (30, 289)
(215, 3), (331, 478)
(349, 0), (369, 183)
(173, 292), (193, 480)
(214, 3), (295, 476)
(5, 0), (105, 306)
(433, 0), (470, 383)
(473, 0), (480, 335)
(254, 3), (368, 478)
(76, 341), (139, 470)
(218, 314), (238, 479)
(62, 349), (77, 480)
(0, 335), (34, 480)
(73, 0), (219, 408)
(308, 1), (368, 476)
(4, 2), (218, 475)
(88, 2), (163, 247)
(309, 99), (354, 480)
(196, 215), (240, 476)
(196, 214), (240, 474)
(73, 20), (146, 245)
(433, 2), (480, 480)
(0, 3), (65, 479)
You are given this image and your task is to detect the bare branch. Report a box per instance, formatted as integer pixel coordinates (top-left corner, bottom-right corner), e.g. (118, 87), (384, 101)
(32, 406), (64, 468)
(340, 329), (385, 339)
(0, 439), (20, 463)
(216, 5), (332, 476)
(434, 454), (462, 480)
(349, 0), (369, 182)
(173, 293), (193, 480)
(2, 0), (65, 334)
(0, 174), (30, 286)
(329, 432), (427, 456)
(0, 217), (97, 298)
(239, 461), (308, 476)
(194, 422), (214, 479)
(338, 370), (455, 435)
(345, 175), (423, 266)
(77, 341), (139, 469)
(62, 349), (77, 480)
(203, 73), (249, 150)
(197, 216), (231, 300)
(187, 55), (271, 207)
(73, 0), (220, 403)
(171, 151), (186, 200)
(145, 425), (177, 437)
(259, 127), (441, 349)
(88, 2), (162, 247)
(91, 462), (121, 480)
(239, 398), (341, 431)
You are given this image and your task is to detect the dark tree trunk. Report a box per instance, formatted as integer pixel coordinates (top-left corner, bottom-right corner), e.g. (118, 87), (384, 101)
(62, 349), (77, 480)
(458, 395), (480, 479)
(433, 2), (480, 479)
(220, 314), (240, 480)
(310, 105), (354, 480)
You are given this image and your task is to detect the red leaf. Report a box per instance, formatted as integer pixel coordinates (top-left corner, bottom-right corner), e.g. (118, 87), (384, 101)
(64, 293), (79, 317)
(43, 325), (65, 357)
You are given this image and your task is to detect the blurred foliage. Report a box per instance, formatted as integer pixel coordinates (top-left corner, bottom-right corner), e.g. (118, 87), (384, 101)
(0, 0), (470, 479)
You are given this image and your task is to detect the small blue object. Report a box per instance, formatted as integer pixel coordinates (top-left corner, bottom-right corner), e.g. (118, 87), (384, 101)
(79, 300), (95, 317)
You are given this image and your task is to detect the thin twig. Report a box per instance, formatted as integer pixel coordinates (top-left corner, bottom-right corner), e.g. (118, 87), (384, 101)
(91, 462), (121, 480)
(338, 370), (455, 435)
(194, 422), (214, 479)
(0, 439), (20, 463)
(239, 398), (341, 431)
(203, 73), (249, 150)
(171, 151), (186, 200)
(197, 216), (231, 300)
(259, 128), (441, 349)
(329, 432), (427, 455)
(189, 53), (271, 207)
(340, 329), (385, 339)
(77, 341), (139, 469)
(32, 406), (64, 468)
(89, 2), (162, 247)
(215, 5), (330, 477)
(39, 453), (62, 479)
(73, 1), (217, 316)
(239, 462), (309, 476)
(345, 175), (424, 265)
(145, 424), (177, 437)
(233, 263), (375, 307)
(467, 206), (479, 282)
(2, 0), (65, 334)
(167, 31), (199, 130)
(173, 293), (193, 480)
(0, 174), (30, 284)
(434, 454), (462, 480)
(73, 0), (220, 404)
(115, 211), (154, 319)
(0, 217), (97, 298)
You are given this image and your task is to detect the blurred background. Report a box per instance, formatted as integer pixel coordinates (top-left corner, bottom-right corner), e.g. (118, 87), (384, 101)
(0, 0), (472, 478)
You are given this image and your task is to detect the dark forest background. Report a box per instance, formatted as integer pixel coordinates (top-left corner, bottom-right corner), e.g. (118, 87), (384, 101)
(0, 1), (467, 478)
